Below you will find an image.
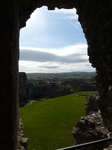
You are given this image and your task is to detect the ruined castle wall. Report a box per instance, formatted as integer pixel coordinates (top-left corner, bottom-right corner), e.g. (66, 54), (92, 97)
(75, 1), (112, 131)
(19, 72), (27, 100)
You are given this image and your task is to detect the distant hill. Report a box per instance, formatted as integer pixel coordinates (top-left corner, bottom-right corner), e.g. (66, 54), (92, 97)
(27, 72), (96, 81)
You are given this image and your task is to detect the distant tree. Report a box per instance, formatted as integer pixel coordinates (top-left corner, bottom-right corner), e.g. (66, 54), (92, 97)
(38, 80), (47, 85)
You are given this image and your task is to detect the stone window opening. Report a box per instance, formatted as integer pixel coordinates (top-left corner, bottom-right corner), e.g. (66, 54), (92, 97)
(18, 6), (96, 150)
(1, 1), (111, 150)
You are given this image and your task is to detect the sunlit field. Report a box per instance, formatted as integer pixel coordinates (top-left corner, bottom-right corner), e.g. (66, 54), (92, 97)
(19, 91), (96, 150)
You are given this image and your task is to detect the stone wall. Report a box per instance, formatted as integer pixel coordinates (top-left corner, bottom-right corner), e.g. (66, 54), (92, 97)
(72, 113), (110, 150)
(80, 84), (95, 91)
(17, 119), (28, 150)
(19, 72), (74, 101)
(72, 94), (112, 150)
(75, 1), (112, 132)
(85, 94), (99, 115)
(19, 72), (27, 100)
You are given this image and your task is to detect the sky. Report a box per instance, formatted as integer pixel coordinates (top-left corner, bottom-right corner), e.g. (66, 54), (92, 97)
(19, 6), (95, 73)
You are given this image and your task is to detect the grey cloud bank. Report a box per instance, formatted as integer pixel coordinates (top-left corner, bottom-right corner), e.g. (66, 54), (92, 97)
(20, 49), (88, 64)
(38, 65), (59, 69)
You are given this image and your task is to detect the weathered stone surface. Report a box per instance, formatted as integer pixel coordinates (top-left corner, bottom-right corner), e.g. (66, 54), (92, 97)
(85, 94), (99, 115)
(17, 119), (28, 150)
(103, 133), (112, 150)
(72, 113), (110, 150)
(75, 1), (112, 131)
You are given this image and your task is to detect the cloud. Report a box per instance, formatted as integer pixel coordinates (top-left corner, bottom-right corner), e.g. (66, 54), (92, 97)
(52, 8), (80, 28)
(20, 6), (85, 51)
(19, 44), (91, 73)
(20, 47), (88, 64)
(19, 7), (94, 73)
(19, 60), (95, 73)
(38, 65), (59, 69)
(52, 8), (78, 20)
(20, 44), (87, 56)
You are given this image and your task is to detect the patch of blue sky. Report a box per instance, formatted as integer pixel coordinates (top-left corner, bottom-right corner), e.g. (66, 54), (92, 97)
(20, 6), (86, 49)
(19, 6), (95, 73)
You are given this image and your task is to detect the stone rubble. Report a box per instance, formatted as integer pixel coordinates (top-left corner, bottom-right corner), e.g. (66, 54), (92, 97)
(17, 119), (28, 150)
(72, 94), (112, 150)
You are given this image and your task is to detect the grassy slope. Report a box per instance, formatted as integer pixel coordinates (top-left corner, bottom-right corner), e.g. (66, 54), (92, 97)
(19, 91), (96, 150)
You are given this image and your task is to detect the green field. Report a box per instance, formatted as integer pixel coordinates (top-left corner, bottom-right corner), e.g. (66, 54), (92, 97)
(19, 91), (96, 150)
